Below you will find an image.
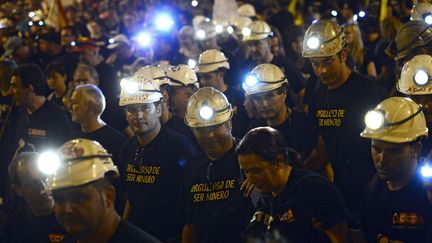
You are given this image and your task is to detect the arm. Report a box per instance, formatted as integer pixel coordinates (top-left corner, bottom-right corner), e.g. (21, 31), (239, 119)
(303, 135), (329, 171)
(367, 61), (377, 78)
(326, 221), (349, 243)
(182, 223), (197, 243)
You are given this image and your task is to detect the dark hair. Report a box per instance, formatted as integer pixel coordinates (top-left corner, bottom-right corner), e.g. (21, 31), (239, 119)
(12, 63), (47, 95)
(237, 126), (299, 164)
(8, 152), (40, 186)
(44, 61), (68, 78)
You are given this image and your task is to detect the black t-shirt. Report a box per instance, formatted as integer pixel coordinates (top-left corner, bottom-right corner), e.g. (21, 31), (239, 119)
(120, 126), (197, 241)
(16, 100), (74, 152)
(224, 86), (251, 138)
(251, 168), (346, 243)
(4, 211), (66, 243)
(61, 220), (161, 243)
(308, 72), (387, 211)
(182, 141), (253, 243)
(72, 125), (126, 165)
(248, 110), (317, 162)
(362, 173), (432, 243)
(165, 115), (200, 152)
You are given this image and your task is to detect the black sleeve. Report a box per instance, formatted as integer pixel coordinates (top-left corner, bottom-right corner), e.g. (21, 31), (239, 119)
(283, 59), (306, 94)
(293, 175), (347, 230)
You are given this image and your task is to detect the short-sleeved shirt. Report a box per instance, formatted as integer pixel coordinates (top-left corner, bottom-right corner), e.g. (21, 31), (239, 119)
(251, 168), (346, 243)
(61, 220), (161, 243)
(182, 141), (253, 243)
(4, 210), (66, 243)
(120, 126), (196, 241)
(16, 100), (74, 152)
(362, 173), (432, 243)
(165, 115), (200, 152)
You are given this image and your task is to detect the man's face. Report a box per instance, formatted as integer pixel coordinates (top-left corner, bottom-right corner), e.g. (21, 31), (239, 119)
(371, 139), (419, 181)
(15, 161), (54, 215)
(73, 70), (98, 86)
(47, 72), (67, 92)
(198, 72), (221, 89)
(9, 75), (30, 107)
(53, 184), (106, 236)
(291, 37), (303, 55)
(125, 103), (161, 135)
(310, 52), (345, 88)
(411, 95), (432, 125)
(60, 29), (75, 46)
(246, 39), (270, 62)
(250, 89), (286, 120)
(192, 122), (232, 159)
(269, 37), (282, 56)
(70, 89), (88, 124)
(238, 153), (279, 193)
(80, 47), (99, 66)
(170, 86), (196, 117)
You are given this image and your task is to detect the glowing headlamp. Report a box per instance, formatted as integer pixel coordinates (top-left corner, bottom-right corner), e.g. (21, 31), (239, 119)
(124, 80), (140, 94)
(242, 27), (251, 36)
(196, 29), (206, 39)
(29, 11), (36, 18)
(365, 107), (423, 130)
(353, 14), (358, 22)
(188, 59), (197, 69)
(215, 24), (224, 33)
(358, 11), (366, 18)
(70, 41), (76, 46)
(191, 0), (198, 7)
(28, 21), (33, 26)
(331, 10), (338, 17)
(135, 31), (152, 47)
(199, 105), (214, 120)
(421, 163), (432, 178)
(108, 38), (115, 44)
(155, 13), (174, 32)
(38, 21), (44, 26)
(38, 151), (61, 175)
(227, 26), (234, 34)
(414, 69), (430, 86)
(245, 75), (259, 87)
(306, 36), (320, 49)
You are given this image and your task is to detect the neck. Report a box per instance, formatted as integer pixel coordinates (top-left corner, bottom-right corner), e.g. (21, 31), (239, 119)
(272, 165), (292, 197)
(386, 163), (418, 191)
(27, 96), (46, 114)
(268, 106), (288, 126)
(328, 65), (351, 90)
(218, 82), (228, 93)
(54, 87), (66, 98)
(77, 211), (121, 243)
(81, 117), (106, 133)
(208, 137), (234, 161)
(136, 122), (161, 146)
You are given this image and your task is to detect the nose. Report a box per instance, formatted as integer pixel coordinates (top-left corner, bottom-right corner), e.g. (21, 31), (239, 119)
(317, 66), (327, 76)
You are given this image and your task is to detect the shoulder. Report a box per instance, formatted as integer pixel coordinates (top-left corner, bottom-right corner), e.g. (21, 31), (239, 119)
(110, 220), (162, 243)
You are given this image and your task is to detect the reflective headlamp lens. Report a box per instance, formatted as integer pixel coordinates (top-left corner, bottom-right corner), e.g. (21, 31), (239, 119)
(28, 21), (33, 26)
(331, 10), (338, 17)
(365, 110), (385, 130)
(421, 163), (432, 178)
(414, 69), (429, 86)
(242, 27), (251, 36)
(199, 105), (214, 120)
(227, 26), (234, 34)
(38, 151), (61, 175)
(38, 21), (44, 26)
(155, 14), (174, 31)
(196, 29), (206, 39)
(306, 37), (320, 49)
(108, 38), (115, 44)
(125, 81), (139, 94)
(215, 25), (223, 33)
(29, 11), (35, 18)
(188, 59), (197, 69)
(425, 15), (432, 25)
(359, 11), (366, 18)
(245, 75), (258, 87)
(136, 32), (152, 47)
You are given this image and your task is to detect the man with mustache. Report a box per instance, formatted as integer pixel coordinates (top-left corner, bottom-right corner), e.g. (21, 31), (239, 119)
(360, 97), (432, 242)
(181, 87), (252, 243)
(119, 70), (196, 242)
(244, 63), (316, 162)
(49, 139), (160, 243)
(5, 152), (65, 242)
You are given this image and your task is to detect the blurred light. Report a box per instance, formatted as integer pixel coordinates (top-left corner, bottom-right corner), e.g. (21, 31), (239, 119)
(191, 0), (198, 7)
(125, 81), (139, 94)
(226, 26), (234, 34)
(29, 11), (35, 18)
(331, 10), (338, 17)
(245, 75), (258, 87)
(71, 41), (76, 46)
(38, 20), (44, 26)
(359, 11), (366, 18)
(215, 24), (224, 33)
(425, 15), (432, 25)
(414, 69), (429, 86)
(365, 110), (385, 130)
(205, 18), (211, 22)
(188, 59), (197, 69)
(108, 38), (115, 44)
(199, 105), (214, 120)
(155, 13), (174, 31)
(136, 31), (152, 47)
(242, 27), (251, 36)
(120, 78), (127, 88)
(196, 29), (206, 39)
(28, 21), (33, 26)
(312, 19), (318, 24)
(353, 14), (358, 22)
(38, 151), (61, 175)
(306, 37), (320, 49)
(421, 163), (432, 178)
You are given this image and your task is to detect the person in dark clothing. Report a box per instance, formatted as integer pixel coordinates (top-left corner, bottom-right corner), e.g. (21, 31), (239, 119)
(44, 61), (69, 109)
(5, 152), (65, 243)
(119, 73), (196, 242)
(360, 97), (432, 242)
(237, 127), (348, 243)
(182, 87), (252, 243)
(49, 139), (161, 243)
(10, 63), (74, 153)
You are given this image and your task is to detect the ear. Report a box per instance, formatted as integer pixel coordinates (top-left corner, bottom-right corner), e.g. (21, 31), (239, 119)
(274, 154), (285, 170)
(411, 141), (422, 160)
(156, 102), (163, 118)
(103, 185), (116, 209)
(340, 48), (348, 63)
